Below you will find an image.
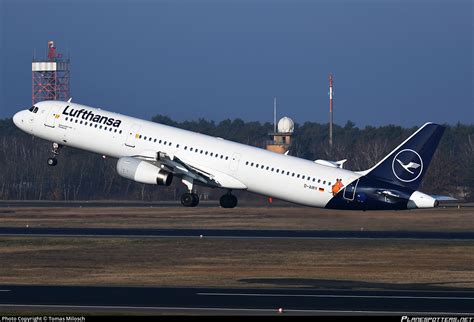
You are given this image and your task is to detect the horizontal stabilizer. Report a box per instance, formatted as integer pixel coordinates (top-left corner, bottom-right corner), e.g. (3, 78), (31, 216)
(315, 159), (347, 169)
(430, 195), (458, 201)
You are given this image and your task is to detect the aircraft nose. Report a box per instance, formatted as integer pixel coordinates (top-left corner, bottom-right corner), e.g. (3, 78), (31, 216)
(13, 111), (23, 127)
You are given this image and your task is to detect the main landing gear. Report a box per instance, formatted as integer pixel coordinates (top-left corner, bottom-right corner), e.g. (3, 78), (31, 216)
(179, 178), (238, 208)
(220, 191), (237, 208)
(180, 177), (200, 207)
(47, 142), (61, 167)
(181, 192), (200, 207)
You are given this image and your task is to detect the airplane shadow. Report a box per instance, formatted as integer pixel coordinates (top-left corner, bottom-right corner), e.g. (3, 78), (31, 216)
(238, 278), (474, 292)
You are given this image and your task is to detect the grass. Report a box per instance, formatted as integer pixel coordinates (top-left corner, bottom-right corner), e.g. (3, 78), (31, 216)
(1, 206), (473, 231)
(1, 206), (473, 291)
(0, 237), (473, 290)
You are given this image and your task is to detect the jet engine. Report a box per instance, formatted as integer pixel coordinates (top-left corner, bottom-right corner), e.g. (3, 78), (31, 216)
(116, 157), (173, 185)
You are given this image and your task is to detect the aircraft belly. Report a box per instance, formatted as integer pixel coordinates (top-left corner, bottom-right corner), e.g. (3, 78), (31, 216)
(244, 177), (332, 207)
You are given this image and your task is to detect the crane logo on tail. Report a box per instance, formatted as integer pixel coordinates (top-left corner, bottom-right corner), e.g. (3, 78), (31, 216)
(391, 149), (423, 183)
(395, 159), (420, 174)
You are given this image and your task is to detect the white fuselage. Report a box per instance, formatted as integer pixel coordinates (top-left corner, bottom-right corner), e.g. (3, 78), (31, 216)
(13, 101), (362, 207)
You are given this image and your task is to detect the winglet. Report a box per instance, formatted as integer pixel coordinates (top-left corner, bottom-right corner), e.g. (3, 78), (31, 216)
(67, 97), (72, 103)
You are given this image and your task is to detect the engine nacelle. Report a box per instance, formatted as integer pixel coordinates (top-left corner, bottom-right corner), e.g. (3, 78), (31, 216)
(116, 157), (173, 186)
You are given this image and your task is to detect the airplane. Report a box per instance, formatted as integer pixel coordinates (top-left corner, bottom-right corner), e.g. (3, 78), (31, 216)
(13, 100), (445, 210)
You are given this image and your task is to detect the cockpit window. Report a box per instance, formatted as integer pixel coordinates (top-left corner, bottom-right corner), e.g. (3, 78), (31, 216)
(28, 106), (39, 113)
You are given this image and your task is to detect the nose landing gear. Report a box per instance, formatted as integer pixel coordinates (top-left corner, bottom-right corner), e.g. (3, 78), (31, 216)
(47, 157), (58, 166)
(47, 142), (61, 167)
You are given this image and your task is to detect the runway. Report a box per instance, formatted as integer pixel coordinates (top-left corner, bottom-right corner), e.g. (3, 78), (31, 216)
(0, 285), (473, 315)
(0, 200), (213, 208)
(0, 227), (473, 240)
(0, 200), (470, 208)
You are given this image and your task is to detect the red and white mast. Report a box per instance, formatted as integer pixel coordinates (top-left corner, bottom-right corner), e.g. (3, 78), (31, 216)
(329, 73), (334, 149)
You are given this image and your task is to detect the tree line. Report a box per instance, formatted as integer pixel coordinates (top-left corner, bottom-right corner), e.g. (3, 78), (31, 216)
(0, 116), (472, 201)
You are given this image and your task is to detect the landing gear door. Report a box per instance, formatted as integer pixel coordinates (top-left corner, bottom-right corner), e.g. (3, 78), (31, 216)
(44, 105), (63, 128)
(343, 179), (359, 201)
(125, 124), (141, 148)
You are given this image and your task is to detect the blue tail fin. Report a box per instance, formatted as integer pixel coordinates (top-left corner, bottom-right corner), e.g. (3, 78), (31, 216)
(363, 122), (445, 190)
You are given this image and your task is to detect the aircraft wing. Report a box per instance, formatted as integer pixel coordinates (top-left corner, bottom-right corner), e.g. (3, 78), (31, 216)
(131, 150), (247, 190)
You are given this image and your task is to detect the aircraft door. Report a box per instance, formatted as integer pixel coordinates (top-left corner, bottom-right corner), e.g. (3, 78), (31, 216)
(44, 105), (63, 128)
(343, 179), (359, 201)
(229, 153), (241, 172)
(125, 124), (141, 148)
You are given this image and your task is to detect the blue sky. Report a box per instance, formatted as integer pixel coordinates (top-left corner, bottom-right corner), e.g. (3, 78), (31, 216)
(0, 0), (472, 127)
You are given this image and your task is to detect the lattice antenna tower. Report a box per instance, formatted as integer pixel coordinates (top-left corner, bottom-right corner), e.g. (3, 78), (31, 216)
(32, 40), (70, 104)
